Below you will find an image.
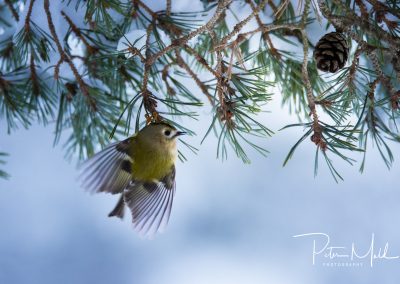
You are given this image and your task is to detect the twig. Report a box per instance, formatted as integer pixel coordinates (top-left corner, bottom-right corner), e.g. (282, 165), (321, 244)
(133, 0), (230, 108)
(61, 11), (98, 55)
(318, 0), (399, 109)
(301, 0), (324, 148)
(161, 63), (176, 96)
(30, 53), (39, 96)
(166, 0), (171, 17)
(134, 0), (182, 36)
(217, 0), (268, 50)
(348, 46), (364, 85)
(274, 0), (289, 19)
(25, 0), (36, 30)
(44, 0), (95, 110)
(367, 78), (380, 102)
(4, 0), (19, 21)
(216, 23), (301, 51)
(350, 34), (397, 108)
(216, 51), (225, 109)
(365, 0), (400, 19)
(175, 50), (214, 105)
(141, 22), (154, 94)
(328, 0), (400, 48)
(267, 0), (278, 14)
(147, 0), (232, 65)
(183, 44), (218, 77)
(355, 0), (369, 19)
(133, 0), (157, 19)
(54, 57), (64, 80)
(0, 76), (10, 97)
(366, 49), (398, 108)
(247, 0), (280, 58)
(140, 20), (161, 122)
(70, 55), (86, 62)
(127, 47), (146, 62)
(26, 0), (38, 96)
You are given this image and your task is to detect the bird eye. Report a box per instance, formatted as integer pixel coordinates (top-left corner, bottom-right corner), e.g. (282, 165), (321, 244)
(164, 129), (171, 136)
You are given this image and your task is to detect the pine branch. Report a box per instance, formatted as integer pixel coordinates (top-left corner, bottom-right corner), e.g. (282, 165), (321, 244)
(175, 50), (214, 105)
(217, 0), (268, 49)
(166, 0), (171, 16)
(133, 0), (157, 19)
(61, 11), (98, 55)
(220, 23), (302, 49)
(328, 0), (400, 48)
(4, 0), (19, 21)
(43, 0), (96, 111)
(29, 53), (39, 96)
(161, 62), (175, 96)
(142, 22), (155, 94)
(247, 0), (280, 58)
(25, 0), (35, 29)
(354, 0), (369, 19)
(318, 0), (398, 109)
(300, 0), (324, 149)
(1, 0), (400, 180)
(365, 0), (400, 20)
(147, 0), (232, 65)
(183, 44), (218, 77)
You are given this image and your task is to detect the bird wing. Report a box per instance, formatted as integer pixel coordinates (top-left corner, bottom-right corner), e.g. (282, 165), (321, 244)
(79, 138), (134, 194)
(124, 166), (176, 238)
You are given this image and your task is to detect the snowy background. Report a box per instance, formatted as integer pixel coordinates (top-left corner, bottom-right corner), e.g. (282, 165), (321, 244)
(1, 0), (400, 284)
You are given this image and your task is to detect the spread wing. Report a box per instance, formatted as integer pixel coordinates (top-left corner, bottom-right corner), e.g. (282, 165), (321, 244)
(79, 138), (134, 194)
(124, 166), (176, 238)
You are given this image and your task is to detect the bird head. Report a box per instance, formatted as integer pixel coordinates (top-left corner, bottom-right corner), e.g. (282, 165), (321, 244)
(140, 122), (185, 148)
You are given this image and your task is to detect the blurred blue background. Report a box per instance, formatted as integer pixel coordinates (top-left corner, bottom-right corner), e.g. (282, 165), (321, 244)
(2, 0), (400, 283)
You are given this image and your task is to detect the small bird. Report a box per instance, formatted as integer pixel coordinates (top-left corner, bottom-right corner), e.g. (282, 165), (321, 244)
(79, 122), (185, 238)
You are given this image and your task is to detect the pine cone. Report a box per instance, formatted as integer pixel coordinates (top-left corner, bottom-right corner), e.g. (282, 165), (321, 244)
(314, 32), (349, 73)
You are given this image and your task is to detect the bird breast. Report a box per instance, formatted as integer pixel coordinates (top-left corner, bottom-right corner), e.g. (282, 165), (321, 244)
(131, 139), (176, 182)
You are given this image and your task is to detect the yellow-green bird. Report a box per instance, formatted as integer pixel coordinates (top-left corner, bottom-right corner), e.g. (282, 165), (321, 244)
(80, 122), (185, 238)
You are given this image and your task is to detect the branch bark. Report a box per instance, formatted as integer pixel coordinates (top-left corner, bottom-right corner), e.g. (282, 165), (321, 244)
(44, 0), (95, 110)
(147, 0), (232, 65)
(4, 0), (19, 21)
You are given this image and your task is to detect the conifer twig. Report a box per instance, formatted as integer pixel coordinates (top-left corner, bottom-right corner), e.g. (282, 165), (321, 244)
(43, 0), (95, 110)
(166, 0), (171, 17)
(365, 0), (400, 19)
(30, 53), (39, 96)
(4, 0), (19, 21)
(301, 0), (324, 148)
(127, 47), (146, 62)
(216, 50), (225, 110)
(147, 0), (232, 65)
(161, 63), (175, 96)
(141, 21), (160, 122)
(348, 46), (364, 84)
(247, 0), (280, 58)
(219, 23), (301, 50)
(216, 0), (268, 51)
(328, 0), (400, 48)
(366, 49), (398, 108)
(183, 44), (218, 77)
(25, 0), (36, 29)
(175, 50), (214, 105)
(133, 0), (157, 19)
(61, 11), (97, 54)
(141, 22), (154, 94)
(318, 0), (398, 109)
(354, 0), (369, 19)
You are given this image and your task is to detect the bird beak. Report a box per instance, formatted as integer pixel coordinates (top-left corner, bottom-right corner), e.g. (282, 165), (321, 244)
(174, 131), (186, 137)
